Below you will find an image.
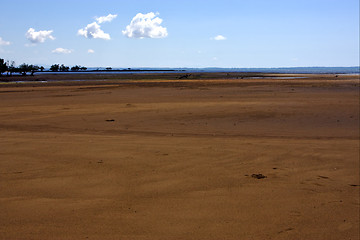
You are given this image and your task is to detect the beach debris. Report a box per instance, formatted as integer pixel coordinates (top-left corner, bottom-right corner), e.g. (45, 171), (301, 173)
(278, 227), (294, 234)
(178, 74), (191, 79)
(317, 175), (329, 179)
(106, 119), (115, 122)
(251, 173), (267, 179)
(97, 160), (103, 164)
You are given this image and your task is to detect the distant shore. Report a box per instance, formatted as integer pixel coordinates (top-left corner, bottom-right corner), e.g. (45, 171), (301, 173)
(1, 72), (359, 86)
(1, 66), (359, 78)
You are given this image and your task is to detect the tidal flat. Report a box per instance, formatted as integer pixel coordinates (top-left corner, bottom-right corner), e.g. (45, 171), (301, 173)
(0, 73), (359, 239)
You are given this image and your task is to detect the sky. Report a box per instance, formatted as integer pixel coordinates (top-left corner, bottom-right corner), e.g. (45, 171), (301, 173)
(0, 0), (359, 68)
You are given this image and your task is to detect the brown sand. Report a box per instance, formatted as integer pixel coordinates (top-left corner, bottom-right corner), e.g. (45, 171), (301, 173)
(0, 74), (359, 239)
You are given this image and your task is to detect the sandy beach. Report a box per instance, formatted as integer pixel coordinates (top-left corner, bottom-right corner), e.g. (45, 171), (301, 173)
(0, 73), (359, 239)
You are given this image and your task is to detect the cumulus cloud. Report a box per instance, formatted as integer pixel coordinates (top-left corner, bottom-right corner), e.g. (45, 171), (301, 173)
(122, 12), (168, 39)
(52, 48), (73, 54)
(88, 49), (95, 53)
(0, 37), (11, 46)
(96, 14), (117, 24)
(78, 22), (111, 40)
(26, 28), (55, 43)
(213, 35), (226, 41)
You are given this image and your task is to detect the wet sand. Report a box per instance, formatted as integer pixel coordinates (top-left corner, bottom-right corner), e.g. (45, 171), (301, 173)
(0, 74), (359, 239)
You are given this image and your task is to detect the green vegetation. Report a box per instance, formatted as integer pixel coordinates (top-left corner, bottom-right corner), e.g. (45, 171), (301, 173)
(0, 59), (7, 75)
(0, 58), (88, 76)
(50, 64), (86, 72)
(49, 64), (59, 72)
(71, 65), (87, 71)
(18, 64), (39, 76)
(0, 58), (42, 76)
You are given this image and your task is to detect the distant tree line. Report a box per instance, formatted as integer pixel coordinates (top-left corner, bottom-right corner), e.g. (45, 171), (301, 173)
(0, 58), (87, 76)
(0, 59), (43, 76)
(50, 64), (87, 72)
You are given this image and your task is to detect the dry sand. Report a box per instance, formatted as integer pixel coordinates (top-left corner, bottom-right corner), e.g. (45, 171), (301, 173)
(0, 74), (359, 239)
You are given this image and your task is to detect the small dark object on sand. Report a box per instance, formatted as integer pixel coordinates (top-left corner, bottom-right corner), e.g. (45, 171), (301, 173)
(106, 119), (115, 122)
(251, 173), (267, 179)
(178, 74), (191, 79)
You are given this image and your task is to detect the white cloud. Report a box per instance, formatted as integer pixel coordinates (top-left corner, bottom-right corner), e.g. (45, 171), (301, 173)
(96, 14), (117, 24)
(213, 35), (226, 41)
(52, 48), (73, 54)
(78, 22), (110, 40)
(0, 37), (11, 46)
(88, 49), (95, 53)
(26, 28), (55, 43)
(122, 12), (168, 39)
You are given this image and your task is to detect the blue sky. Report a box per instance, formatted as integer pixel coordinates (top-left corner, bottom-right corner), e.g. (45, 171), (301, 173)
(0, 0), (359, 68)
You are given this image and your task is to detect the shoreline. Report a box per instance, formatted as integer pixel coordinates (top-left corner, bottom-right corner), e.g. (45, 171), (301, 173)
(0, 72), (358, 85)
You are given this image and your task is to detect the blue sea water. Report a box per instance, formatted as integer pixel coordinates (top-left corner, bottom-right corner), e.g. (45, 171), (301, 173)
(45, 66), (360, 74)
